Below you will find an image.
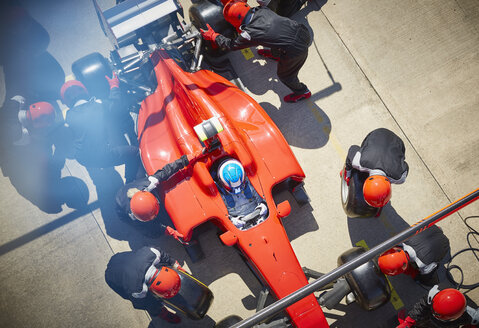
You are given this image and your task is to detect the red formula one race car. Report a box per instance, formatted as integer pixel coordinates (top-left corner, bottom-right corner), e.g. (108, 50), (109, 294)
(71, 1), (393, 326)
(136, 47), (328, 327)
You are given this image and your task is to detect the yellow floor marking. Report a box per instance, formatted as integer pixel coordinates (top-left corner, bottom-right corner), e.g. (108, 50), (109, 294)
(241, 48), (254, 60)
(354, 239), (369, 250)
(355, 240), (405, 310)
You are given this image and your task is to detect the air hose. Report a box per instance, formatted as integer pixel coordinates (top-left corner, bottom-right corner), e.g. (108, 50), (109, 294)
(446, 216), (479, 293)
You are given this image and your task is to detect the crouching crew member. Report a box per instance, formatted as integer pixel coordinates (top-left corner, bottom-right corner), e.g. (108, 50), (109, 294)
(115, 149), (206, 239)
(200, 0), (312, 103)
(397, 285), (479, 327)
(342, 128), (409, 208)
(105, 247), (184, 324)
(61, 73), (143, 183)
(378, 225), (450, 286)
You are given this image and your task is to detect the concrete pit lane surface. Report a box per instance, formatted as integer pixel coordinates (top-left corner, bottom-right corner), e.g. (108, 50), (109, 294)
(0, 0), (478, 327)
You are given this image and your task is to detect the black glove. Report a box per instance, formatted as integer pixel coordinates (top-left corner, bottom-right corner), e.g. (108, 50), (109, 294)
(180, 154), (189, 166)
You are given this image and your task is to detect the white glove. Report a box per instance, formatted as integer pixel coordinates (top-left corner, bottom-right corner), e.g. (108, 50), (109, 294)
(257, 0), (271, 6)
(256, 203), (268, 216)
(145, 176), (159, 192)
(230, 216), (246, 229)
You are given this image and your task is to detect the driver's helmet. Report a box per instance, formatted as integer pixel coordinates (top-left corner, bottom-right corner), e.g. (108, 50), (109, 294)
(378, 247), (409, 276)
(218, 158), (245, 194)
(149, 267), (181, 299)
(130, 191), (160, 222)
(430, 288), (466, 321)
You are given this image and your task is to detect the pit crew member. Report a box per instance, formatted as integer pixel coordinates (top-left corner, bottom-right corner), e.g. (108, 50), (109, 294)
(61, 73), (143, 183)
(396, 285), (479, 328)
(378, 225), (451, 286)
(4, 97), (78, 212)
(341, 128), (409, 208)
(105, 246), (184, 324)
(115, 149), (206, 239)
(201, 0), (312, 103)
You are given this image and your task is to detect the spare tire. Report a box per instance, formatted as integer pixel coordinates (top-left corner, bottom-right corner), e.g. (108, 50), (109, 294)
(161, 269), (214, 320)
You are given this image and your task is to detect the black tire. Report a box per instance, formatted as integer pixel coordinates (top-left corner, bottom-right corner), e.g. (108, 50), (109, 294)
(341, 166), (380, 218)
(338, 247), (391, 311)
(215, 315), (243, 328)
(71, 52), (112, 100)
(188, 0), (235, 56)
(162, 269), (214, 320)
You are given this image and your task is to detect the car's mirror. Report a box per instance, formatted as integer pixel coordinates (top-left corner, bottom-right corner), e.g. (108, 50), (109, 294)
(220, 231), (238, 246)
(277, 200), (291, 218)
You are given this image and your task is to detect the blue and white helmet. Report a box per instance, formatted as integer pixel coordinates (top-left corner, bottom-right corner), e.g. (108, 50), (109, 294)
(218, 159), (245, 194)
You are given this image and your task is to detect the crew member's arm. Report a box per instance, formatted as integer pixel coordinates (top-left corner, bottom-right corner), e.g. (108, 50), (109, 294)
(200, 24), (255, 51)
(105, 72), (122, 112)
(396, 295), (429, 328)
(345, 145), (360, 171)
(396, 296), (431, 327)
(146, 148), (206, 191)
(150, 246), (184, 271)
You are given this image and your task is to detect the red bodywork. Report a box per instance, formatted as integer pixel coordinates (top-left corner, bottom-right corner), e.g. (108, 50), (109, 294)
(137, 49), (329, 328)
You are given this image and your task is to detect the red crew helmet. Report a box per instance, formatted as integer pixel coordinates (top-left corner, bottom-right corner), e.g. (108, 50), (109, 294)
(223, 0), (251, 31)
(378, 247), (408, 276)
(60, 80), (89, 108)
(431, 288), (467, 321)
(149, 267), (181, 299)
(130, 191), (160, 222)
(363, 175), (391, 207)
(220, 0), (244, 5)
(27, 102), (55, 129)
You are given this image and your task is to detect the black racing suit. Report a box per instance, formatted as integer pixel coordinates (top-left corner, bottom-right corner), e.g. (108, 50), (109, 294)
(105, 247), (175, 315)
(345, 128), (409, 183)
(405, 294), (476, 328)
(65, 87), (142, 183)
(215, 7), (311, 94)
(401, 225), (450, 286)
(266, 0), (306, 18)
(115, 155), (189, 235)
